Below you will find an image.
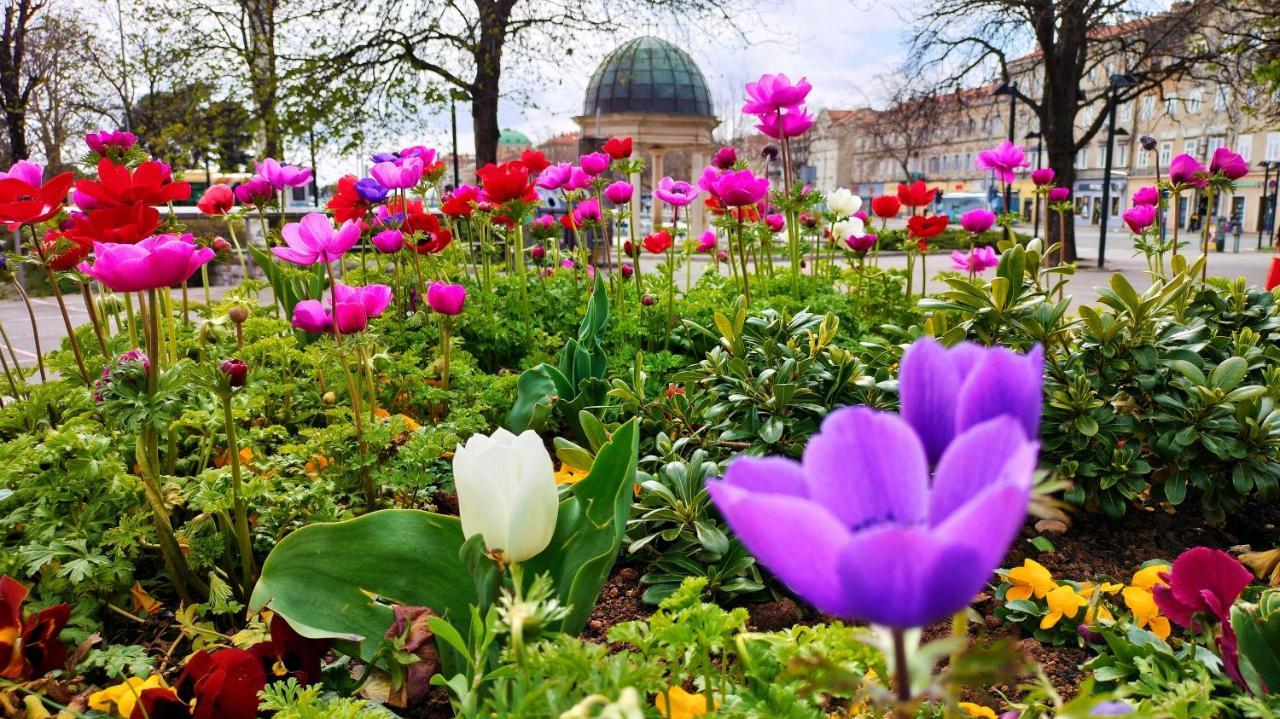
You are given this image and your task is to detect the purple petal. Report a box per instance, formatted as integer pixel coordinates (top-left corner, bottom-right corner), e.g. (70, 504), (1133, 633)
(931, 456), (1036, 577)
(272, 246), (317, 266)
(708, 472), (852, 617)
(802, 407), (928, 530)
(956, 344), (1043, 441)
(898, 338), (961, 465)
(720, 455), (808, 496)
(835, 526), (988, 628)
(928, 416), (1034, 524)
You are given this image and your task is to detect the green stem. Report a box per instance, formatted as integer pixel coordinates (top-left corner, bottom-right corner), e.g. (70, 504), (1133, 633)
(123, 291), (138, 349)
(222, 393), (257, 593)
(11, 274), (47, 381)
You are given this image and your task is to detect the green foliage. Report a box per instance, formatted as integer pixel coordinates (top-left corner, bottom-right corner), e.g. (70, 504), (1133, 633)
(1233, 589), (1280, 695)
(78, 644), (156, 681)
(259, 678), (399, 719)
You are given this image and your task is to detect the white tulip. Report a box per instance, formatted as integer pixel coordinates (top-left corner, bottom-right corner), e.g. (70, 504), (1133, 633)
(831, 217), (866, 242)
(827, 188), (862, 219)
(453, 427), (558, 563)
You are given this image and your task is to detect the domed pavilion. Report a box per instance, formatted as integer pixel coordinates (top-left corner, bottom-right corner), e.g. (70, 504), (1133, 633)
(576, 36), (719, 235)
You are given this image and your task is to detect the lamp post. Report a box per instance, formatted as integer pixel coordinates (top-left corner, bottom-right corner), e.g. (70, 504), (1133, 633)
(994, 82), (1017, 213)
(450, 92), (463, 187)
(1098, 73), (1138, 269)
(1262, 161), (1276, 250)
(1026, 129), (1042, 231)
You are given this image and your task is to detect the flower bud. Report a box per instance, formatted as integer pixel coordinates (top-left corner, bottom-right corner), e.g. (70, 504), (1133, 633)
(453, 428), (557, 563)
(716, 250), (728, 262)
(620, 262), (634, 278)
(219, 358), (248, 387)
(531, 244), (546, 262)
(641, 295), (654, 306)
(228, 305), (250, 324)
(713, 146), (737, 170)
(761, 145), (780, 162)
(1140, 135), (1157, 152)
(212, 237), (231, 253)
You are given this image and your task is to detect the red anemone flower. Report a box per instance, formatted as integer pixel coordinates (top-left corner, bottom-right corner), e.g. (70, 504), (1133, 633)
(519, 149), (550, 174)
(477, 161), (536, 205)
(907, 215), (948, 241)
(870, 195), (901, 219)
(75, 158), (192, 208)
(41, 230), (94, 270)
(196, 185), (235, 217)
(603, 137), (633, 160)
(0, 172), (74, 225)
(441, 185), (479, 217)
(66, 202), (162, 245)
(896, 180), (937, 208)
(642, 230), (673, 254)
(327, 175), (369, 224)
(1, 575), (70, 680)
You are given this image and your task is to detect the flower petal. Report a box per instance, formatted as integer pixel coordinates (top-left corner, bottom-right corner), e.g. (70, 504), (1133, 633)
(929, 416), (1034, 525)
(801, 406), (928, 530)
(899, 338), (961, 464)
(956, 344), (1043, 441)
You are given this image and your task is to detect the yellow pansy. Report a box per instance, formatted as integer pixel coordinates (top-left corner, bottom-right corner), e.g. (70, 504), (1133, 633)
(1130, 564), (1170, 591)
(959, 703), (998, 719)
(554, 464), (590, 485)
(655, 686), (715, 718)
(89, 675), (168, 719)
(1122, 585), (1171, 640)
(1005, 559), (1057, 601)
(1041, 584), (1088, 629)
(1085, 603), (1114, 623)
(1079, 581), (1124, 598)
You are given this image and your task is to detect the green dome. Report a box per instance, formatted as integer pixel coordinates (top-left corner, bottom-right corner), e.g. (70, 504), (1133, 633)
(498, 128), (531, 145)
(583, 37), (713, 117)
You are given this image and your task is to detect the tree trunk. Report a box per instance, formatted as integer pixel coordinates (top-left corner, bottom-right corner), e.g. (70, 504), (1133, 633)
(4, 108), (25, 163)
(1045, 129), (1077, 263)
(470, 0), (513, 169)
(243, 0), (280, 158)
(471, 85), (499, 171)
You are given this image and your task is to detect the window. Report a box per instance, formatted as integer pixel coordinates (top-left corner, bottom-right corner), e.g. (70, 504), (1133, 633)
(1137, 146), (1150, 168)
(1117, 143), (1130, 167)
(1082, 107), (1094, 127)
(1267, 132), (1280, 161)
(1141, 96), (1155, 119)
(1185, 138), (1199, 158)
(1159, 141), (1172, 165)
(1119, 101), (1132, 122)
(1236, 134), (1253, 161)
(1207, 136), (1226, 154)
(1214, 86), (1227, 110)
(1187, 89), (1202, 114)
(1076, 148), (1088, 169)
(1096, 145), (1107, 167)
(1165, 97), (1177, 116)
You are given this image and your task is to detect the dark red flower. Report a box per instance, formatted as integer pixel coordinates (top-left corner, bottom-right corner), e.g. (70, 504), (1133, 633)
(870, 195), (901, 219)
(197, 185), (235, 217)
(326, 175), (369, 224)
(907, 215), (948, 241)
(131, 688), (192, 719)
(519, 149), (550, 174)
(1153, 547), (1253, 629)
(66, 202), (162, 245)
(75, 158), (191, 208)
(1, 575), (70, 680)
(172, 648), (266, 719)
(41, 230), (93, 270)
(477, 161), (535, 205)
(441, 184), (480, 217)
(896, 180), (937, 208)
(602, 137), (633, 160)
(0, 172), (74, 225)
(399, 200), (452, 254)
(642, 230), (673, 254)
(263, 614), (330, 686)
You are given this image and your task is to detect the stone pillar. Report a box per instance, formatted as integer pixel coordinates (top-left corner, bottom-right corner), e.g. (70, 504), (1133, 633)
(688, 147), (708, 238)
(649, 149), (666, 232)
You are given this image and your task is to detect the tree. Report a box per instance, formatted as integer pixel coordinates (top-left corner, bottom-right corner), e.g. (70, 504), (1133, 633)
(130, 82), (254, 171)
(0, 0), (47, 163)
(322, 0), (749, 170)
(27, 10), (113, 172)
(908, 0), (1229, 262)
(861, 73), (946, 183)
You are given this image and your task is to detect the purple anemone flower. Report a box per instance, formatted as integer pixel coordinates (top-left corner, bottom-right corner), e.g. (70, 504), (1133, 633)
(707, 339), (1042, 629)
(355, 178), (390, 203)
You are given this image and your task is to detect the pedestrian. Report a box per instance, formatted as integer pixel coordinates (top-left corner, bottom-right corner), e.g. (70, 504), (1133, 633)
(1232, 217), (1243, 253)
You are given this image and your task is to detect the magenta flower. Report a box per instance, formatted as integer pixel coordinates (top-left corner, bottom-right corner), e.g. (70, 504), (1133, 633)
(272, 213), (360, 266)
(742, 73), (812, 115)
(562, 167), (592, 192)
(371, 157), (424, 189)
(1123, 205), (1157, 234)
(604, 181), (634, 205)
(0, 160), (42, 186)
(621, 262), (634, 278)
(710, 169), (769, 207)
(1169, 154), (1208, 187)
(654, 177), (699, 207)
(707, 339), (1041, 629)
(254, 158), (312, 191)
(234, 177), (275, 206)
(976, 141), (1030, 184)
(697, 166), (722, 195)
(427, 282), (466, 315)
(951, 246), (999, 273)
(1132, 186), (1159, 206)
(846, 234), (877, 253)
(579, 152), (611, 177)
(334, 283), (393, 319)
(696, 230), (717, 252)
(572, 198), (601, 225)
(1031, 168), (1055, 187)
(765, 213), (785, 232)
(960, 208), (997, 234)
(536, 163), (572, 190)
(756, 108), (814, 139)
(1047, 187), (1071, 203)
(85, 129), (137, 155)
(291, 284), (391, 335)
(900, 338), (1044, 465)
(1210, 147), (1249, 181)
(292, 301), (332, 334)
(1154, 547), (1253, 628)
(713, 146), (737, 170)
(78, 233), (215, 293)
(371, 229), (405, 253)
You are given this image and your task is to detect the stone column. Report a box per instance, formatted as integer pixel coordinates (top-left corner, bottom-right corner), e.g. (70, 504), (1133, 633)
(688, 147), (708, 238)
(649, 149), (666, 232)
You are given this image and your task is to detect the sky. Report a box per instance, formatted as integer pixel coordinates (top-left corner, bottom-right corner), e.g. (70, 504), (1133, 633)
(324, 0), (911, 181)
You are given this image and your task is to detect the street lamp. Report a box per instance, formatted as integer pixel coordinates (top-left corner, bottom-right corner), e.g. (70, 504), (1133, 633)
(449, 89), (468, 187)
(994, 82), (1017, 212)
(1262, 161), (1277, 250)
(1098, 73), (1138, 268)
(1025, 130), (1042, 231)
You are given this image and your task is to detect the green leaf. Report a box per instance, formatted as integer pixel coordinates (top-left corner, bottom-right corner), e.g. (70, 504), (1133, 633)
(1029, 536), (1056, 553)
(1074, 415), (1100, 437)
(1163, 473), (1188, 505)
(1210, 357), (1248, 391)
(1232, 601), (1280, 693)
(506, 364), (570, 433)
(248, 510), (476, 665)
